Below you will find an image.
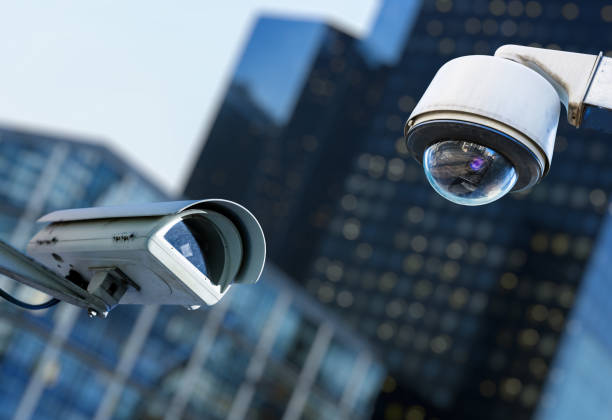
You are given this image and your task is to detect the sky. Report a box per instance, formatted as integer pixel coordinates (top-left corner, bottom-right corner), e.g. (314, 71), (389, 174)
(0, 1), (379, 195)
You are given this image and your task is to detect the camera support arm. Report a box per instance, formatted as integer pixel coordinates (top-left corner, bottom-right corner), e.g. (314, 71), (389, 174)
(0, 239), (108, 314)
(495, 45), (612, 133)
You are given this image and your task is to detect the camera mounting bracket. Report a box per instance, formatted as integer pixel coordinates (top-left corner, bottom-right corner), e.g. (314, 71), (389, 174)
(0, 238), (108, 315)
(495, 45), (611, 131)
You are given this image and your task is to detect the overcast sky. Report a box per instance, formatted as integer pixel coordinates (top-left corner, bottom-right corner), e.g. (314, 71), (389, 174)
(0, 1), (379, 195)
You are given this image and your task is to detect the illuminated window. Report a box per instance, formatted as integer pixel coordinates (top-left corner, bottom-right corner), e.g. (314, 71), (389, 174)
(538, 334), (557, 356)
(500, 272), (518, 290)
(395, 137), (410, 156)
(489, 0), (506, 16)
(411, 235), (428, 253)
(558, 287), (575, 308)
(387, 158), (405, 181)
(382, 376), (397, 393)
(377, 322), (395, 340)
(386, 299), (405, 318)
(367, 155), (386, 178)
(530, 233), (548, 252)
(551, 234), (570, 255)
(500, 19), (518, 36)
(525, 1), (542, 18)
(500, 378), (522, 401)
(341, 194), (358, 211)
(430, 335), (452, 354)
(405, 206), (425, 224)
(589, 189), (607, 207)
(449, 288), (470, 309)
(326, 261), (344, 282)
(463, 18), (480, 36)
(561, 2), (579, 20)
(468, 242), (488, 261)
(436, 0), (453, 13)
(317, 284), (335, 303)
(507, 0), (524, 16)
(529, 304), (548, 322)
(573, 236), (592, 259)
(342, 218), (361, 240)
(518, 328), (540, 348)
(440, 260), (460, 281)
(446, 240), (466, 259)
(336, 290), (354, 308)
(403, 254), (424, 274)
(438, 37), (456, 55)
(548, 308), (565, 331)
(427, 19), (444, 37)
(521, 384), (540, 407)
(405, 405), (426, 420)
(379, 272), (398, 292)
(529, 357), (548, 379)
(603, 5), (612, 22)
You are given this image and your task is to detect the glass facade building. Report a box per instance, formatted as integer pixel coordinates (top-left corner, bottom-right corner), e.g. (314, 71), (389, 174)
(535, 210), (612, 420)
(184, 1), (612, 419)
(0, 268), (384, 420)
(0, 126), (384, 419)
(184, 16), (387, 281)
(0, 127), (166, 248)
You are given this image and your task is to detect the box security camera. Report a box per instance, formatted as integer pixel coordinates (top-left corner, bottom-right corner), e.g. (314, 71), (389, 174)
(24, 199), (265, 317)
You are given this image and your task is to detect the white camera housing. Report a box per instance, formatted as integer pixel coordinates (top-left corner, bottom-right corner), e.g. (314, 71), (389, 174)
(25, 199), (265, 316)
(406, 55), (559, 192)
(405, 45), (611, 205)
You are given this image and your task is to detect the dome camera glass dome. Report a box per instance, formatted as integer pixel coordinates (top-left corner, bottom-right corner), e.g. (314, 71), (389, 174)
(423, 140), (517, 206)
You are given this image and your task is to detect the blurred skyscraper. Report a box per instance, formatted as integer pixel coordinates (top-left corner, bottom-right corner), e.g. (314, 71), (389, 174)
(184, 16), (389, 281)
(185, 1), (612, 419)
(0, 126), (384, 419)
(535, 209), (612, 420)
(0, 126), (166, 248)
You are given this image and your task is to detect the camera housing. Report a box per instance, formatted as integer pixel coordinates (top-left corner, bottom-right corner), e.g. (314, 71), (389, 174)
(405, 45), (609, 205)
(26, 199), (265, 316)
(405, 55), (559, 204)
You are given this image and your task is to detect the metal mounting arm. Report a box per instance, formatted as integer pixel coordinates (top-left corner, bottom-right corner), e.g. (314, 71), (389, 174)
(495, 45), (612, 133)
(0, 239), (107, 314)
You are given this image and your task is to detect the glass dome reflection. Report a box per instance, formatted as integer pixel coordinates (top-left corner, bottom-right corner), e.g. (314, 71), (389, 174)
(423, 140), (517, 206)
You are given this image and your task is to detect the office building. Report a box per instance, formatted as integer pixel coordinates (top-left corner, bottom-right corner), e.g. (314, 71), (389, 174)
(305, 1), (612, 419)
(184, 1), (612, 419)
(535, 209), (612, 420)
(0, 126), (384, 419)
(184, 16), (389, 280)
(0, 126), (167, 248)
(0, 267), (384, 419)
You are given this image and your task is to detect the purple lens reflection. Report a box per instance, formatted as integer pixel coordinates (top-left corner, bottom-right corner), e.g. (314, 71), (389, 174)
(469, 157), (485, 171)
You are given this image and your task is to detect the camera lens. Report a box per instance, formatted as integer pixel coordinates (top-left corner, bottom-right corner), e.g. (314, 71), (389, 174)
(423, 140), (517, 206)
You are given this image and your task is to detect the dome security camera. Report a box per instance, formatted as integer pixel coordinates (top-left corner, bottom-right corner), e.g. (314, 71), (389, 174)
(0, 200), (265, 318)
(405, 45), (612, 206)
